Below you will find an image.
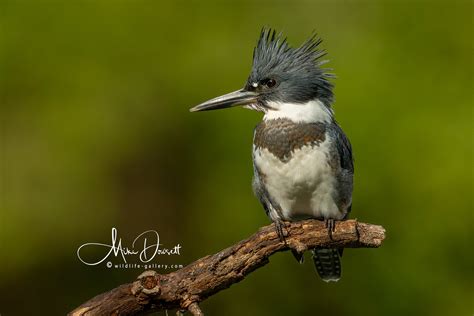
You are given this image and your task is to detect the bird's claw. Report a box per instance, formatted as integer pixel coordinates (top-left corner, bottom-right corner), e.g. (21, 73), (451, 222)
(325, 219), (336, 240)
(274, 219), (289, 243)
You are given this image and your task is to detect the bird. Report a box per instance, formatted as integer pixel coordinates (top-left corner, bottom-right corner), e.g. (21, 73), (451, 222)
(190, 27), (354, 282)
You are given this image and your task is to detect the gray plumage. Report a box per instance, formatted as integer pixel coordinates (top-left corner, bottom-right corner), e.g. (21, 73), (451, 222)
(252, 118), (353, 282)
(246, 28), (334, 106)
(249, 28), (354, 282)
(190, 27), (354, 282)
(254, 118), (326, 162)
(252, 119), (353, 222)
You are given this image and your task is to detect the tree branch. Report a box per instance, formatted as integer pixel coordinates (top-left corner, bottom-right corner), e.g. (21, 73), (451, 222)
(69, 219), (385, 316)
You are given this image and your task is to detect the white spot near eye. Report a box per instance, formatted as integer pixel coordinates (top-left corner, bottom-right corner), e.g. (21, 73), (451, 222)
(252, 82), (258, 88)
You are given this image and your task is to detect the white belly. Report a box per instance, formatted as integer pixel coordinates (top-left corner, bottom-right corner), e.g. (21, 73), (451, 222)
(253, 139), (343, 221)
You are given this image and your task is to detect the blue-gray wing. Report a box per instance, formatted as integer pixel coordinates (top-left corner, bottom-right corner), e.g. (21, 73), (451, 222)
(333, 122), (354, 174)
(329, 122), (354, 215)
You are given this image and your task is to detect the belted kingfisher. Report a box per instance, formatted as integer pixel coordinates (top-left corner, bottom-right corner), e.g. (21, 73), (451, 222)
(190, 28), (353, 282)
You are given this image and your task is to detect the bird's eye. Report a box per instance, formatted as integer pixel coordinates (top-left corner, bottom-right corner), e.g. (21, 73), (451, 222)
(266, 79), (276, 88)
(262, 78), (277, 88)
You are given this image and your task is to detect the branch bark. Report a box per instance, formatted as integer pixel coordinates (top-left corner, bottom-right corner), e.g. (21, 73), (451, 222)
(69, 219), (385, 316)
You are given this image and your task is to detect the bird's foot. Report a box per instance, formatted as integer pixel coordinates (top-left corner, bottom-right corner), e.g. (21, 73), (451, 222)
(274, 219), (289, 243)
(325, 219), (336, 240)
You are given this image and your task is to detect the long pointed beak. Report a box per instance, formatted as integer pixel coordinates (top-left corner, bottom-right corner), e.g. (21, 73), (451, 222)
(190, 89), (258, 112)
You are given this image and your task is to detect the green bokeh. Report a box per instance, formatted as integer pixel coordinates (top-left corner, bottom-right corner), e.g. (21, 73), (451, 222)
(1, 1), (472, 315)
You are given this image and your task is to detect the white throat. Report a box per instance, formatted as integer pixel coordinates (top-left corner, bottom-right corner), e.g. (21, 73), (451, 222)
(263, 99), (333, 123)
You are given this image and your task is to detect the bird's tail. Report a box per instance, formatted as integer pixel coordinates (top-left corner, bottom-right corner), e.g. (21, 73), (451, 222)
(312, 248), (342, 282)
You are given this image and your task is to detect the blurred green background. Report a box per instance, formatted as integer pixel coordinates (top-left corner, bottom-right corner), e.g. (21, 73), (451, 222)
(1, 1), (472, 315)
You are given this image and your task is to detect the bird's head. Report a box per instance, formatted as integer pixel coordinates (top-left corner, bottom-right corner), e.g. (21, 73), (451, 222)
(190, 28), (334, 121)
